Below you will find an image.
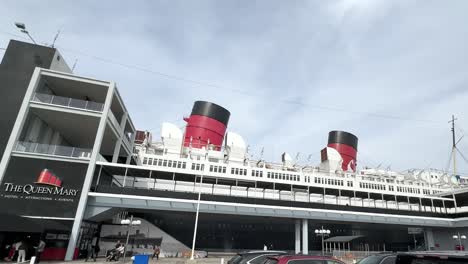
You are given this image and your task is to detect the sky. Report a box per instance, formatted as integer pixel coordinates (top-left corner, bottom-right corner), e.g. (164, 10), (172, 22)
(1, 0), (468, 173)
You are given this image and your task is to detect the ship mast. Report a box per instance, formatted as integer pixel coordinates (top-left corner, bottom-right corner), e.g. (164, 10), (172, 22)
(450, 115), (457, 177)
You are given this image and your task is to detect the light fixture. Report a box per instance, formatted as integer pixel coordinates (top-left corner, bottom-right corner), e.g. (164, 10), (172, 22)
(326, 230), (331, 234)
(13, 22), (36, 44)
(14, 22), (25, 30)
(315, 229), (319, 234)
(453, 235), (459, 239)
(462, 235), (467, 240)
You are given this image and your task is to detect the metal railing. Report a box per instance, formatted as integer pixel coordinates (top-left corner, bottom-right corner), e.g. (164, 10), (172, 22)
(104, 175), (451, 214)
(32, 92), (104, 112)
(15, 141), (92, 159)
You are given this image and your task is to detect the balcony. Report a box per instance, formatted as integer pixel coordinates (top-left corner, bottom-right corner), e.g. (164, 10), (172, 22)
(14, 141), (92, 159)
(32, 93), (104, 112)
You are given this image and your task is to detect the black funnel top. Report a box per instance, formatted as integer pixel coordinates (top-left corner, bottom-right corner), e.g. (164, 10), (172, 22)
(191, 101), (230, 125)
(328, 131), (358, 150)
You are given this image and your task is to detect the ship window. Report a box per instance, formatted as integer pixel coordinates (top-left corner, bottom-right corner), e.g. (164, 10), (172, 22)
(148, 158), (153, 165)
(210, 166), (214, 172)
(177, 161), (181, 168)
(162, 160), (167, 167)
(143, 157), (148, 164)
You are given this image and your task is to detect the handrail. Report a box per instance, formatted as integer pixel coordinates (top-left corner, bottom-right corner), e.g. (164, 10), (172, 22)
(14, 141), (92, 159)
(32, 92), (104, 112)
(99, 176), (450, 214)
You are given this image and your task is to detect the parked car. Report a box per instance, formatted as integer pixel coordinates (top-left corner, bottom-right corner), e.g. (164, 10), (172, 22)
(357, 253), (396, 264)
(228, 250), (286, 264)
(395, 251), (468, 263)
(263, 255), (346, 264)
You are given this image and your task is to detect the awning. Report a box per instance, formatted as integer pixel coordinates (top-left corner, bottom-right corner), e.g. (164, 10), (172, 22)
(324, 235), (363, 243)
(0, 213), (72, 232)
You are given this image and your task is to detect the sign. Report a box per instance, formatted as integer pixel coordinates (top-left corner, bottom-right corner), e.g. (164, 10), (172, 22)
(3, 169), (79, 201)
(0, 157), (88, 218)
(408, 227), (424, 234)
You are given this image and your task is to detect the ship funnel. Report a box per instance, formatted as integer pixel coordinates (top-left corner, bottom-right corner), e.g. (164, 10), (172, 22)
(183, 101), (230, 151)
(327, 131), (358, 172)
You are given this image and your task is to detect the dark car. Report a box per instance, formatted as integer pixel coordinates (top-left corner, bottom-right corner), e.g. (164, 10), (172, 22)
(395, 251), (468, 264)
(357, 253), (396, 264)
(264, 255), (346, 264)
(228, 250), (286, 264)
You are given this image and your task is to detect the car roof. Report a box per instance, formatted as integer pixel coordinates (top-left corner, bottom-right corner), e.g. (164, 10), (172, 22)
(398, 251), (468, 257)
(238, 250), (286, 256)
(269, 255), (342, 261)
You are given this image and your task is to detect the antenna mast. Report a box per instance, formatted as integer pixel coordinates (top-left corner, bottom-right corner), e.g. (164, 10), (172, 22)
(449, 115), (457, 176)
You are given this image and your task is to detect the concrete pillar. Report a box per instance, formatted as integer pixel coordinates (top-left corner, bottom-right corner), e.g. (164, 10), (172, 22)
(302, 219), (308, 254)
(65, 82), (116, 260)
(295, 219), (301, 254)
(424, 228), (435, 250)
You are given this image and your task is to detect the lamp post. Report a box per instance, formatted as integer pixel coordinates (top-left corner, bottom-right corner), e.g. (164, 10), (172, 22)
(121, 215), (141, 261)
(315, 227), (331, 256)
(190, 165), (205, 260)
(453, 233), (467, 251)
(14, 22), (37, 44)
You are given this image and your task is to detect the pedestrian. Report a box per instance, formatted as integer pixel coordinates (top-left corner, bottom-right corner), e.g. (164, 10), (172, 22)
(152, 245), (160, 260)
(85, 236), (98, 262)
(34, 239), (46, 264)
(94, 243), (100, 261)
(13, 241), (21, 262)
(114, 240), (121, 249)
(17, 241), (26, 263)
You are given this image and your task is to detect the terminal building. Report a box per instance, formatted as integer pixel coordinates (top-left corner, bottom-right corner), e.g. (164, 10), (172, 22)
(1, 40), (468, 261)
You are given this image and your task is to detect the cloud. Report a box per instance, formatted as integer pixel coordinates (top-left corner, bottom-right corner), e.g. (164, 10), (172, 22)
(1, 0), (468, 173)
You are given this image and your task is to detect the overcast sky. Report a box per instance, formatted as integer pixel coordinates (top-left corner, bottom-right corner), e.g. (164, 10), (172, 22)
(1, 0), (468, 173)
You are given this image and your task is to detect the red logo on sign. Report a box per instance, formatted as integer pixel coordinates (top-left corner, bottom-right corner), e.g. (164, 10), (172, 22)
(36, 169), (62, 187)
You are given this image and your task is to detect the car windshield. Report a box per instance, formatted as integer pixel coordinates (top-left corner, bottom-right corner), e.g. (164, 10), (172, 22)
(358, 255), (386, 264)
(263, 259), (279, 264)
(229, 254), (243, 264)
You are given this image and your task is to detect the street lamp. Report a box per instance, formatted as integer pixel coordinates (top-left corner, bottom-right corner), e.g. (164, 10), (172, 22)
(121, 215), (141, 261)
(14, 22), (37, 44)
(190, 166), (205, 260)
(315, 227), (331, 255)
(453, 233), (467, 251)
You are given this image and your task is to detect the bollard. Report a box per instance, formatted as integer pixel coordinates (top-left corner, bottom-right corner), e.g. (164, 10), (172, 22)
(221, 258), (224, 264)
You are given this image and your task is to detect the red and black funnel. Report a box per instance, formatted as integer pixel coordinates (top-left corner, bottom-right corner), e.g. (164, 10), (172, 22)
(327, 131), (358, 172)
(183, 101), (230, 150)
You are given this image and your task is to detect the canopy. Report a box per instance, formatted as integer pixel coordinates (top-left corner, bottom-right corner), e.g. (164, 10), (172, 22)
(324, 235), (363, 243)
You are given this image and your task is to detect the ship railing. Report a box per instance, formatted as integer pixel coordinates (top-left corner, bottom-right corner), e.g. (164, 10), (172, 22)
(14, 141), (92, 159)
(105, 175), (450, 214)
(32, 92), (104, 112)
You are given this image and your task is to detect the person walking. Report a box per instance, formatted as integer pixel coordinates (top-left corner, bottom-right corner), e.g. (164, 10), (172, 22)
(151, 245), (160, 260)
(13, 241), (21, 262)
(34, 239), (46, 264)
(17, 241), (26, 263)
(85, 236), (99, 262)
